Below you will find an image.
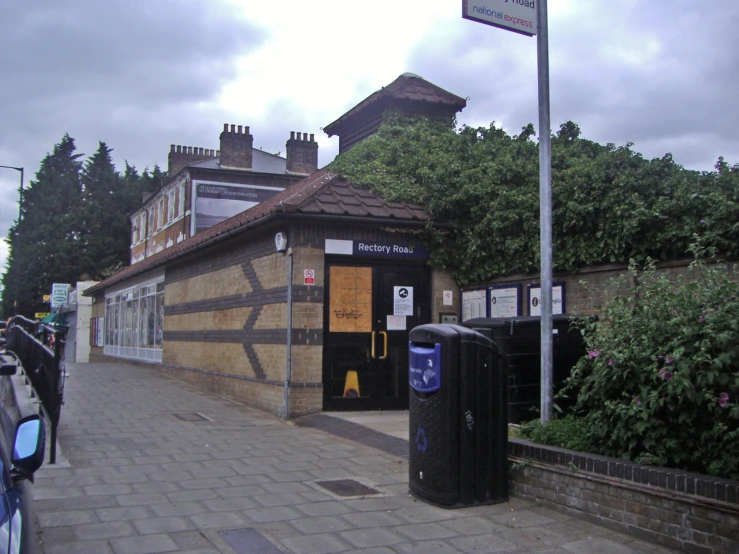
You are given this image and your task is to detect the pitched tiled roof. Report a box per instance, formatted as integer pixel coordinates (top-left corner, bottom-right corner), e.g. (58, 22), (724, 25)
(84, 169), (430, 295)
(324, 73), (466, 136)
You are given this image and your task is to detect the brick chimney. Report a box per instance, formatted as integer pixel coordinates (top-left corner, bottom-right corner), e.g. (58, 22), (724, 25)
(286, 132), (318, 174)
(219, 124), (253, 169)
(168, 145), (217, 176)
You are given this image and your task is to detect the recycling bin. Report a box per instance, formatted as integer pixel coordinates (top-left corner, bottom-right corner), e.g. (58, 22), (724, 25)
(462, 316), (585, 423)
(408, 324), (508, 508)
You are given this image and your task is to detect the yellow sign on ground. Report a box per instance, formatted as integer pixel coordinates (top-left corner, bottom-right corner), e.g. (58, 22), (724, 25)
(35, 312), (50, 319)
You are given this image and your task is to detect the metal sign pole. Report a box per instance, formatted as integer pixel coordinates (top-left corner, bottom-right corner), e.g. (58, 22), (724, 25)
(461, 0), (553, 422)
(536, 0), (553, 423)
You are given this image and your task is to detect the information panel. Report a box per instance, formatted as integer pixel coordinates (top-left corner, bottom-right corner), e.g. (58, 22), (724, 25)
(462, 0), (537, 36)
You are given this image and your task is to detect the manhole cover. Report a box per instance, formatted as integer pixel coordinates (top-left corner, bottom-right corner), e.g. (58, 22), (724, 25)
(172, 412), (210, 422)
(315, 479), (380, 497)
(219, 528), (281, 553)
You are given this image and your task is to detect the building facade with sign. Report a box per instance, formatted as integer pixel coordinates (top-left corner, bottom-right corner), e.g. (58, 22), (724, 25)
(129, 125), (318, 265)
(85, 74), (467, 417)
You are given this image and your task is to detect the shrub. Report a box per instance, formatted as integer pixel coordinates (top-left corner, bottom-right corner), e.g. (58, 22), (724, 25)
(564, 244), (739, 479)
(518, 415), (595, 453)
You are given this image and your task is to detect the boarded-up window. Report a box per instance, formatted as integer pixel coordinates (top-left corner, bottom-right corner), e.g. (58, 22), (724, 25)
(329, 266), (372, 333)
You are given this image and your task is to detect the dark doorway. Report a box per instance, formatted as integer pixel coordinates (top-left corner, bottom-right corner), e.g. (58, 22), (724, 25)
(323, 261), (430, 410)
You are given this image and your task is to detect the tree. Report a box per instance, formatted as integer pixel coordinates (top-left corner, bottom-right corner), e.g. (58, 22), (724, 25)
(78, 143), (152, 279)
(1, 136), (167, 318)
(1, 134), (83, 317)
(330, 115), (739, 285)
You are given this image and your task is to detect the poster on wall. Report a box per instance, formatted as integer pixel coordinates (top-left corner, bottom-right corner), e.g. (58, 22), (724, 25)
(192, 180), (284, 234)
(393, 286), (413, 316)
(489, 285), (521, 318)
(329, 266), (372, 333)
(461, 289), (486, 321)
(527, 282), (565, 316)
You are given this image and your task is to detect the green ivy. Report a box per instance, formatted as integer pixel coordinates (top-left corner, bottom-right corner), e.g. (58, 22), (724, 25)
(329, 115), (739, 286)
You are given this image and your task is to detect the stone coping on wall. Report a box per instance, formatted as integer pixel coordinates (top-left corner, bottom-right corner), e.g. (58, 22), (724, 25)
(509, 438), (739, 509)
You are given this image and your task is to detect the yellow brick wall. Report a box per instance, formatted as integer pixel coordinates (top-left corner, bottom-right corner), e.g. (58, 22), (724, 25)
(252, 344), (287, 381)
(166, 264), (252, 305)
(252, 254), (287, 288)
(254, 303), (286, 329)
(288, 387), (322, 418)
(165, 307), (252, 332)
(432, 268), (459, 323)
(292, 302), (323, 330)
(163, 341), (252, 376)
(293, 247), (325, 286)
(290, 345), (322, 383)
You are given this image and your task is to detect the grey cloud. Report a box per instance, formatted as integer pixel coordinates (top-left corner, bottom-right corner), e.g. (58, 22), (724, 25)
(409, 0), (739, 169)
(0, 0), (266, 249)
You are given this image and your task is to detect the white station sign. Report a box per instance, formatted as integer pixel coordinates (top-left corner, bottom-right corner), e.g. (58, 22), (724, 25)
(462, 0), (537, 36)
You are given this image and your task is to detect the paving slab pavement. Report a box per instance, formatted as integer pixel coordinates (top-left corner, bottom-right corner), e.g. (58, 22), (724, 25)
(26, 362), (680, 554)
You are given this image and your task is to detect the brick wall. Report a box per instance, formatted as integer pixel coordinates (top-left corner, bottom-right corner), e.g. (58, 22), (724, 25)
(432, 267), (459, 323)
(509, 439), (739, 553)
(159, 229), (327, 417)
(483, 259), (739, 317)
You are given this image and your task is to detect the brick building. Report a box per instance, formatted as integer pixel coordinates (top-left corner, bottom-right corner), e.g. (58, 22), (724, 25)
(130, 125), (317, 265)
(84, 74), (468, 417)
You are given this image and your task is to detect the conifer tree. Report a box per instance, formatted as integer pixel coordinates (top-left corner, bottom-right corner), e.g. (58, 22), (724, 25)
(1, 134), (83, 316)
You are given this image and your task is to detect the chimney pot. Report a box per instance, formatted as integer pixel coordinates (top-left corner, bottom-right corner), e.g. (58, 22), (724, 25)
(176, 145), (182, 153)
(170, 144), (175, 152)
(220, 123), (253, 169)
(310, 133), (315, 142)
(286, 130), (318, 174)
(223, 123), (228, 132)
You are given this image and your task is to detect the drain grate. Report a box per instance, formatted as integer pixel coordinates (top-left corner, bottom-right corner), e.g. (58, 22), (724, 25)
(315, 479), (381, 497)
(218, 528), (281, 554)
(172, 412), (210, 422)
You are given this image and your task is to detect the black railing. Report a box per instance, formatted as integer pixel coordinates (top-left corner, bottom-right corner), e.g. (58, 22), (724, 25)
(5, 315), (67, 463)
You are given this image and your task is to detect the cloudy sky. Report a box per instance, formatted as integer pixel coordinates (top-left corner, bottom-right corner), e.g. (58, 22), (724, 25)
(1, 0), (738, 279)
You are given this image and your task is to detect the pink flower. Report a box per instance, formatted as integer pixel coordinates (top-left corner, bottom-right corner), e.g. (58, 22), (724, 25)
(664, 356), (675, 365)
(659, 369), (673, 381)
(588, 350), (600, 359)
(719, 393), (730, 408)
(608, 359), (615, 367)
(633, 396), (642, 406)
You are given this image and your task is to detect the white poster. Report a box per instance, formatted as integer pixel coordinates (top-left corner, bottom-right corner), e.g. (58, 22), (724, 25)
(490, 287), (519, 318)
(529, 285), (564, 316)
(442, 290), (453, 306)
(393, 286), (413, 316)
(387, 315), (407, 331)
(51, 283), (70, 308)
(462, 289), (486, 321)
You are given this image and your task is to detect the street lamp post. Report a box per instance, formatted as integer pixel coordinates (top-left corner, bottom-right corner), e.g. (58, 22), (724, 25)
(0, 165), (24, 315)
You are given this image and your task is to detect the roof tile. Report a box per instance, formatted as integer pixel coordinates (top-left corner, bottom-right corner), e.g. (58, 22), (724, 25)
(85, 168), (430, 296)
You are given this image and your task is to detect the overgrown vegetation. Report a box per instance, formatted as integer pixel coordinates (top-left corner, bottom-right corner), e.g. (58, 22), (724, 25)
(519, 245), (739, 480)
(330, 115), (739, 286)
(332, 115), (739, 479)
(518, 415), (595, 453)
(564, 247), (739, 479)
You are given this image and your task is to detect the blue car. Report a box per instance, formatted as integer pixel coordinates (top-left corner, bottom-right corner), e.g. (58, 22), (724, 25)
(0, 358), (46, 554)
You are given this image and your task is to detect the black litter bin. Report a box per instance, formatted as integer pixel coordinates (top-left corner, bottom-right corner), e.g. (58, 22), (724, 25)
(408, 324), (508, 508)
(462, 315), (585, 423)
